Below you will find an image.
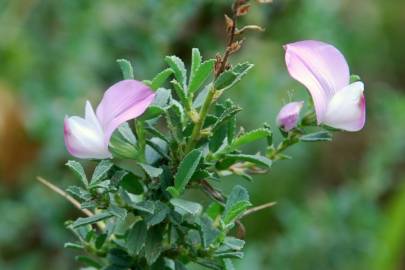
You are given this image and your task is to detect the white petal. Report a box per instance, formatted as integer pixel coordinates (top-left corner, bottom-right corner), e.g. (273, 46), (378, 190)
(323, 82), (366, 131)
(64, 102), (111, 159)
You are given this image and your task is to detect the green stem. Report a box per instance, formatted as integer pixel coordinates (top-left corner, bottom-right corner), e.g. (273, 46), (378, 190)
(135, 120), (146, 162)
(185, 84), (216, 153)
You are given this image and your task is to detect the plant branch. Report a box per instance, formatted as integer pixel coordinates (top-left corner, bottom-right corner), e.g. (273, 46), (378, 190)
(241, 201), (277, 218)
(36, 176), (94, 217)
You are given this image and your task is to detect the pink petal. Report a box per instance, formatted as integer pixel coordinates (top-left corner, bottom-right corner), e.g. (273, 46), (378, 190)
(284, 40), (350, 123)
(276, 101), (304, 131)
(96, 80), (155, 143)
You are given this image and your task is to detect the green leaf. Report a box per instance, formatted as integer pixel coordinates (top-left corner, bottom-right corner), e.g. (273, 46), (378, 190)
(126, 220), (147, 256)
(139, 163), (163, 178)
(144, 201), (169, 226)
(193, 83), (211, 109)
(190, 48), (202, 85)
(120, 173), (143, 194)
(165, 100), (184, 142)
(66, 160), (88, 187)
(144, 226), (164, 265)
(108, 204), (128, 220)
(109, 124), (138, 159)
(64, 242), (84, 250)
(199, 215), (221, 248)
(107, 248), (132, 268)
(171, 80), (188, 105)
(223, 259), (235, 270)
(222, 154), (272, 169)
(151, 68), (173, 90)
(170, 198), (202, 215)
(223, 237), (245, 251)
(172, 149), (203, 194)
(116, 59), (134, 80)
(76, 255), (102, 268)
(213, 251), (244, 259)
(189, 59), (215, 93)
(66, 186), (91, 201)
(214, 62), (253, 91)
(165, 55), (187, 88)
(133, 201), (155, 214)
(212, 104), (242, 131)
(71, 212), (113, 229)
(300, 131), (332, 142)
(226, 128), (272, 153)
(90, 160), (113, 185)
(139, 106), (164, 121)
(350, 74), (361, 83)
(223, 185), (251, 225)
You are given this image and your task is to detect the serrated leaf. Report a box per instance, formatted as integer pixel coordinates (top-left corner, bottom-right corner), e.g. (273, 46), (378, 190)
(190, 48), (202, 85)
(91, 160), (113, 185)
(223, 185), (251, 225)
(72, 212), (113, 229)
(66, 186), (91, 201)
(171, 80), (188, 105)
(226, 128), (272, 152)
(172, 149), (203, 194)
(151, 68), (173, 90)
(222, 154), (272, 169)
(170, 198), (202, 215)
(214, 62), (253, 91)
(144, 226), (164, 265)
(126, 220), (147, 256)
(139, 105), (164, 121)
(165, 55), (187, 88)
(66, 160), (88, 187)
(116, 59), (134, 80)
(139, 163), (163, 178)
(189, 59), (215, 93)
(165, 100), (184, 142)
(212, 105), (242, 131)
(300, 131), (332, 142)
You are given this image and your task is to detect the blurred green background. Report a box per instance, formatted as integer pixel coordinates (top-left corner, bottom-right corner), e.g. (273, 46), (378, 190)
(0, 0), (404, 269)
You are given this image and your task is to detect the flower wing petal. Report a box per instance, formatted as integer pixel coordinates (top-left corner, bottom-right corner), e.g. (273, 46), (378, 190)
(323, 81), (365, 132)
(64, 101), (111, 159)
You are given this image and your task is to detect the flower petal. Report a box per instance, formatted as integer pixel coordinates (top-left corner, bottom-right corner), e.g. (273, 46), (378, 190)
(323, 81), (365, 132)
(96, 80), (155, 143)
(64, 101), (111, 159)
(284, 40), (350, 123)
(276, 101), (304, 131)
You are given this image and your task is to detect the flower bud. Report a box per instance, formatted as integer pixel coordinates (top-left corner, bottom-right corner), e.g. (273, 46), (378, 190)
(276, 101), (304, 131)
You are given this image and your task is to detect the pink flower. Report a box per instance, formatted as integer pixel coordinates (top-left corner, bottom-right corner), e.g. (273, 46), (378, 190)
(284, 40), (365, 132)
(276, 101), (304, 131)
(64, 80), (155, 159)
